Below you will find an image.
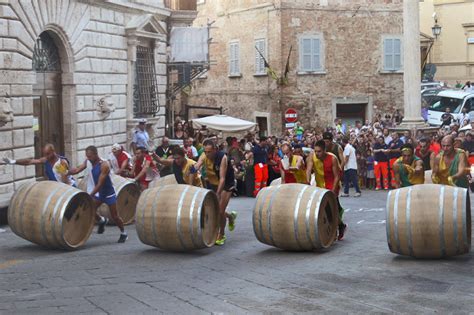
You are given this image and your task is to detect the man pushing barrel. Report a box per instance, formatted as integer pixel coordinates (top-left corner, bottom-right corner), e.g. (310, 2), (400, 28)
(69, 146), (128, 243)
(2, 143), (76, 186)
(152, 147), (202, 187)
(432, 136), (469, 188)
(392, 143), (424, 188)
(192, 140), (237, 246)
(306, 140), (347, 241)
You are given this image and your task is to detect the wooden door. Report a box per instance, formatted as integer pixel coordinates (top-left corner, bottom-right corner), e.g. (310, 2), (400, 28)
(33, 72), (63, 178)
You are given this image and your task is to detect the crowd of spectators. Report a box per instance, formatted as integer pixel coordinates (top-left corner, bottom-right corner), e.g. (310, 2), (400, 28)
(122, 113), (474, 197)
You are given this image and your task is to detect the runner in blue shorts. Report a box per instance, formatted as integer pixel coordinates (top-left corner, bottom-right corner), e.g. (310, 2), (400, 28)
(69, 146), (128, 243)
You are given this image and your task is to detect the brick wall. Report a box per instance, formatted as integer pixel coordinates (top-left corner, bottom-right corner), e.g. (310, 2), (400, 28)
(188, 0), (404, 134)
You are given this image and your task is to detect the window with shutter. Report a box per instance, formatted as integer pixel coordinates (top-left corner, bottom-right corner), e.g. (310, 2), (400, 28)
(229, 41), (240, 76)
(299, 35), (324, 73)
(383, 37), (402, 71)
(255, 39), (266, 75)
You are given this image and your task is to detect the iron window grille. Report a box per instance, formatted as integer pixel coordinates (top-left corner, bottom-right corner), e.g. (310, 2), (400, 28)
(133, 46), (160, 117)
(32, 32), (61, 72)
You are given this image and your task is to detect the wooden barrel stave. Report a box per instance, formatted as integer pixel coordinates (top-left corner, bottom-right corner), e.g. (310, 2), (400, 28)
(148, 175), (177, 188)
(8, 181), (95, 250)
(386, 184), (471, 258)
(135, 184), (219, 251)
(253, 184), (338, 251)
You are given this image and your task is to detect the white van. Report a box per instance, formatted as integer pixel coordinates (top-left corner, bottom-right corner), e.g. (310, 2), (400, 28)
(427, 90), (474, 126)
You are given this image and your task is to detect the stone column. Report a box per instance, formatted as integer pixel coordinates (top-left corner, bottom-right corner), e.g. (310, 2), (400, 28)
(400, 0), (426, 127)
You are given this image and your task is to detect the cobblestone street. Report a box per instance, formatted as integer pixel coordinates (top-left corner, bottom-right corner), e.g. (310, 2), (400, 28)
(1, 190), (473, 314)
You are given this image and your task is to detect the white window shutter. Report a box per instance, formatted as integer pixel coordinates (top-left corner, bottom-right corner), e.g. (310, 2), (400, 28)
(384, 38), (393, 70)
(255, 39), (265, 74)
(312, 38), (321, 70)
(393, 39), (401, 70)
(235, 43), (240, 74)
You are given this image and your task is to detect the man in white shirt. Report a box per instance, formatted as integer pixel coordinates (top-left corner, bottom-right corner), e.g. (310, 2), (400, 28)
(383, 128), (392, 145)
(131, 119), (150, 152)
(341, 137), (361, 197)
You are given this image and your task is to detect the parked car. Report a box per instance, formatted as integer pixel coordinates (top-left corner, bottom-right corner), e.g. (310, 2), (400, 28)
(421, 81), (445, 92)
(421, 88), (444, 107)
(427, 90), (474, 126)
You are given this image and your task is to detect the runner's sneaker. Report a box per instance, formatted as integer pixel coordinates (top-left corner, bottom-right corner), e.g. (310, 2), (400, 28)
(353, 193), (361, 197)
(97, 218), (109, 234)
(340, 193), (349, 197)
(228, 211), (237, 232)
(215, 235), (226, 246)
(338, 224), (347, 241)
(118, 233), (128, 243)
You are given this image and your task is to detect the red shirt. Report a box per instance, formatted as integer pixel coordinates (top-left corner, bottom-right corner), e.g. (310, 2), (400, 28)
(116, 152), (131, 171)
(280, 160), (297, 184)
(134, 154), (155, 184)
(429, 142), (441, 155)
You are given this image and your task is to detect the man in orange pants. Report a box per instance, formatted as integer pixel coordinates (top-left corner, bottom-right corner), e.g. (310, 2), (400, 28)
(373, 136), (389, 190)
(251, 137), (269, 197)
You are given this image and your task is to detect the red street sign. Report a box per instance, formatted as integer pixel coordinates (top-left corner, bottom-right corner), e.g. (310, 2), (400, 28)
(285, 108), (298, 123)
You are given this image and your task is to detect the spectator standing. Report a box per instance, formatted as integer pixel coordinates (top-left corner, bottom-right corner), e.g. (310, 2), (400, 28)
(373, 136), (389, 190)
(155, 137), (172, 177)
(341, 137), (361, 197)
(294, 122), (305, 141)
(387, 132), (404, 188)
(131, 119), (149, 152)
(366, 149), (375, 189)
(415, 138), (433, 171)
(441, 108), (454, 127)
(463, 132), (474, 165)
(251, 137), (269, 197)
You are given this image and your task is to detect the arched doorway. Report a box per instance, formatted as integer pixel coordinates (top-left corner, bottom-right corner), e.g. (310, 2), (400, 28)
(32, 32), (64, 177)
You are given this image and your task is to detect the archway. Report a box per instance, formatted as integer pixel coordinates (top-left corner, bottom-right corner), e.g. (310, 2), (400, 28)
(32, 31), (65, 177)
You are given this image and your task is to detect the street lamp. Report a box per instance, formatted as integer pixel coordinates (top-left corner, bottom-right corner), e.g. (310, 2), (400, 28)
(432, 21), (442, 39)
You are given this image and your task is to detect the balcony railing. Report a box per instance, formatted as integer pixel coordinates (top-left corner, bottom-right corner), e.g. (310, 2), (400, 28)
(165, 0), (197, 11)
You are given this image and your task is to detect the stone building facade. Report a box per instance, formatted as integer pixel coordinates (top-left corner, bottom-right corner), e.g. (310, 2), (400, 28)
(0, 0), (196, 207)
(420, 0), (474, 84)
(188, 0), (404, 136)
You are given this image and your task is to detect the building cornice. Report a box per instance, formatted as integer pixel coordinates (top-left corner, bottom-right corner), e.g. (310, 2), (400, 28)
(78, 0), (171, 18)
(168, 10), (198, 25)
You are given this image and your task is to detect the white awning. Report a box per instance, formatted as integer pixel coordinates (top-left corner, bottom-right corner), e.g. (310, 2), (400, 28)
(192, 115), (256, 132)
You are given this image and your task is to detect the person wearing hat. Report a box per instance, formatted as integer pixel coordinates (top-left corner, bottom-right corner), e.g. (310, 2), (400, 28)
(131, 118), (150, 152)
(108, 143), (132, 177)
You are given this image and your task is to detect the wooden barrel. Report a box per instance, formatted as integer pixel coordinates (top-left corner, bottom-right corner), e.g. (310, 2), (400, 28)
(148, 175), (177, 188)
(78, 175), (140, 225)
(386, 184), (471, 258)
(270, 174), (316, 186)
(8, 181), (95, 250)
(270, 178), (281, 186)
(135, 184), (219, 251)
(253, 184), (339, 251)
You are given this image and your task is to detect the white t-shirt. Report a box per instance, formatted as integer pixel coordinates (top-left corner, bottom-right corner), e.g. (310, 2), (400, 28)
(343, 144), (358, 171)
